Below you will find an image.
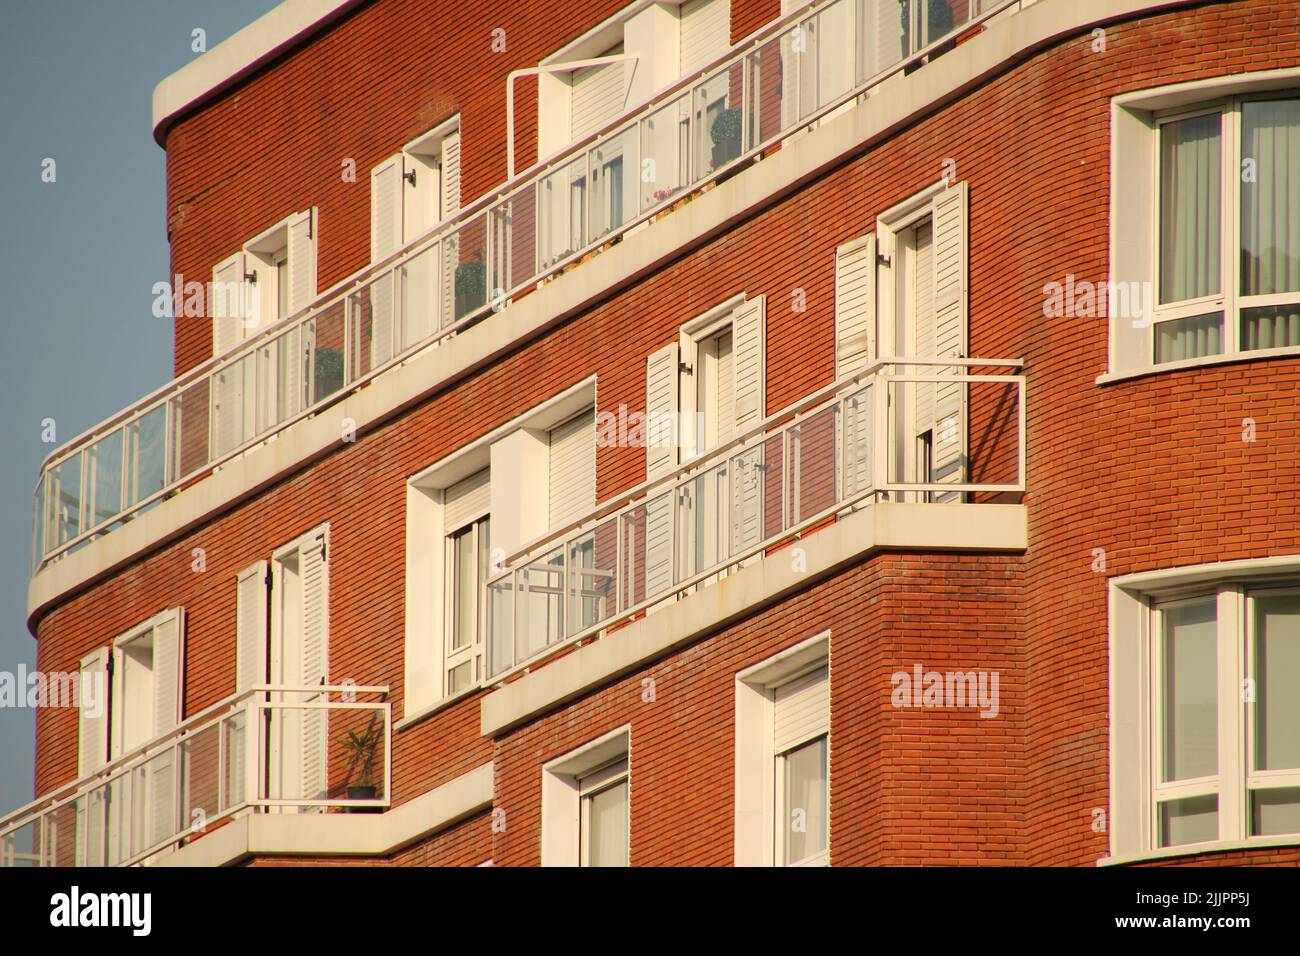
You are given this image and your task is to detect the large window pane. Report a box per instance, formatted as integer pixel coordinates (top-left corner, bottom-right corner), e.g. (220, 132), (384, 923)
(1161, 598), (1218, 782)
(584, 780), (628, 867)
(1154, 312), (1223, 364)
(1159, 794), (1218, 847)
(1241, 303), (1300, 351)
(1240, 98), (1300, 297)
(782, 735), (828, 865)
(1160, 113), (1222, 304)
(1254, 593), (1300, 771)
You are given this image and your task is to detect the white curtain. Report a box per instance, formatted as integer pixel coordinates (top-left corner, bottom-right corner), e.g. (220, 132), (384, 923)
(782, 736), (828, 864)
(1162, 599), (1218, 783)
(1160, 113), (1222, 304)
(1241, 97), (1300, 349)
(585, 780), (628, 867)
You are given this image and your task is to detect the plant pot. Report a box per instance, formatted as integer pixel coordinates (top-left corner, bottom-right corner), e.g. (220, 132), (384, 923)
(313, 347), (344, 401)
(345, 785), (381, 812)
(454, 262), (487, 320)
(711, 137), (741, 170)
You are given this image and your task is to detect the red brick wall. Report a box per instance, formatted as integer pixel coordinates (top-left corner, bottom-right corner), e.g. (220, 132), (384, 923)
(31, 0), (1300, 867)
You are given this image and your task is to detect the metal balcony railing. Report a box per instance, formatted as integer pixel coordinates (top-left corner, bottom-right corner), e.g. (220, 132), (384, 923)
(31, 0), (1016, 574)
(486, 358), (1025, 678)
(0, 685), (390, 868)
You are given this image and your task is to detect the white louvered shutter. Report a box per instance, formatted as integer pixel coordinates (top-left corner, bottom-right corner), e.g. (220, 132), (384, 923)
(645, 343), (680, 481)
(440, 132), (461, 220)
(444, 469), (491, 531)
(774, 665), (829, 754)
(865, 0), (907, 79)
(930, 182), (968, 497)
(212, 253), (248, 457)
(439, 133), (462, 330)
(78, 648), (110, 776)
(731, 296), (765, 432)
(287, 208), (317, 313)
(571, 48), (625, 141)
(549, 409), (596, 529)
(370, 155), (404, 365)
(679, 0), (730, 74)
(912, 220), (936, 475)
(835, 235), (876, 379)
(298, 532), (329, 804)
(150, 609), (184, 844)
(236, 561), (268, 693)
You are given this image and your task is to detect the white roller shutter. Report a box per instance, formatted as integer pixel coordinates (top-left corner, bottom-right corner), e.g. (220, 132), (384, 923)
(679, 0), (730, 75)
(571, 47), (625, 141)
(445, 468), (491, 531)
(835, 234), (876, 379)
(731, 296), (765, 431)
(930, 182), (968, 496)
(774, 664), (829, 754)
(236, 561), (268, 693)
(549, 409), (596, 529)
(298, 532), (329, 804)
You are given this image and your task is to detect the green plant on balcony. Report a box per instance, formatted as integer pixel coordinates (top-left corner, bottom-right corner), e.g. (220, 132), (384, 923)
(710, 107), (742, 169)
(454, 255), (487, 320)
(314, 347), (345, 401)
(340, 712), (383, 809)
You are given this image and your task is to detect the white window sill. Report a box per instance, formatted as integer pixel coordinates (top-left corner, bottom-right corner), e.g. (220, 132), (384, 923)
(394, 682), (482, 733)
(1099, 833), (1300, 867)
(1097, 344), (1300, 385)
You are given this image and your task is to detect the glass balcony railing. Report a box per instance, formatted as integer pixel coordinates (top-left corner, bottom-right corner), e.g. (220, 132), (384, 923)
(31, 0), (1014, 573)
(486, 358), (1025, 678)
(0, 685), (389, 867)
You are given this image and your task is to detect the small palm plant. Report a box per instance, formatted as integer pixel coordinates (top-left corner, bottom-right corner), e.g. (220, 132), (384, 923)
(340, 713), (383, 805)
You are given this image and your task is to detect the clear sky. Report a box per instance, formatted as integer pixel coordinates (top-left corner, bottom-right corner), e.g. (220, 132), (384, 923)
(0, 0), (282, 818)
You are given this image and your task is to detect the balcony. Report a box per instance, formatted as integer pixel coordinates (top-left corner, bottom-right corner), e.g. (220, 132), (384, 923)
(0, 685), (390, 867)
(30, 0), (1016, 575)
(486, 358), (1025, 678)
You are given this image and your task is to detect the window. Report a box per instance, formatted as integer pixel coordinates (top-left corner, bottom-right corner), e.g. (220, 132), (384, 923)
(735, 633), (830, 866)
(1112, 85), (1300, 374)
(446, 511), (490, 695)
(541, 728), (631, 866)
(1111, 566), (1300, 856)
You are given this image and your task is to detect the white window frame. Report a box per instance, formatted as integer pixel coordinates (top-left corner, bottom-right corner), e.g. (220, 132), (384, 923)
(734, 631), (830, 866)
(541, 726), (631, 867)
(678, 293), (745, 461)
(1107, 71), (1300, 379)
(1110, 558), (1300, 860)
(443, 507), (490, 696)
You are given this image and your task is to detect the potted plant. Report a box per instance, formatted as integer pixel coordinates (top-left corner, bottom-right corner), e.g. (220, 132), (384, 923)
(313, 346), (344, 402)
(340, 713), (383, 810)
(710, 107), (742, 169)
(454, 255), (487, 320)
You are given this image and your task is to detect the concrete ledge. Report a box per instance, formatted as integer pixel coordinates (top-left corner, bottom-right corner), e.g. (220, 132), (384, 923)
(157, 762), (493, 866)
(480, 501), (1027, 737)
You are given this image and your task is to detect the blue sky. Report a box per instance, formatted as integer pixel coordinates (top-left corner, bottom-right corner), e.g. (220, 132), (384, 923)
(0, 0), (281, 817)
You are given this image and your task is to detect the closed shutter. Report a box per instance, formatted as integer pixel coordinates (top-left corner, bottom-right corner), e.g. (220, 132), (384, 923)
(930, 182), (968, 494)
(78, 648), (110, 776)
(298, 532), (329, 803)
(645, 343), (680, 481)
(679, 0), (730, 74)
(211, 253), (248, 457)
(236, 561), (268, 693)
(439, 133), (462, 329)
(731, 296), (765, 431)
(835, 235), (875, 379)
(549, 409), (596, 529)
(445, 468), (490, 531)
(571, 47), (625, 141)
(150, 609), (184, 844)
(774, 664), (829, 754)
(370, 155), (404, 365)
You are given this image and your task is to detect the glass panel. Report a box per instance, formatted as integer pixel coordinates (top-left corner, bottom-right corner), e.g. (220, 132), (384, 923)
(793, 406), (840, 522)
(450, 526), (476, 653)
(487, 573), (515, 677)
(514, 548), (565, 665)
(698, 63), (743, 176)
(171, 376), (211, 481)
(52, 452), (83, 546)
(782, 736), (828, 865)
(1254, 592), (1300, 771)
(1159, 113), (1222, 304)
(1159, 794), (1218, 847)
(584, 780), (628, 867)
(90, 430), (123, 529)
(686, 459), (730, 578)
(400, 245), (439, 349)
(1251, 787), (1300, 837)
(589, 129), (634, 240)
(1154, 312), (1223, 364)
(312, 301), (347, 403)
(640, 91), (693, 211)
(1240, 98), (1300, 297)
(1161, 598), (1218, 782)
(1241, 304), (1300, 351)
(568, 529), (612, 637)
(447, 660), (473, 695)
(33, 475), (47, 566)
(745, 34), (789, 149)
(861, 0), (909, 83)
(450, 216), (489, 322)
(132, 404), (168, 506)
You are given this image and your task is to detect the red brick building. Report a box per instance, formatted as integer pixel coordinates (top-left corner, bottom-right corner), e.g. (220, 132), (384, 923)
(6, 0), (1300, 867)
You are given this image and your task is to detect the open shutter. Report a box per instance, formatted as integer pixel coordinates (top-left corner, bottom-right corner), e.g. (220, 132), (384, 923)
(440, 132), (461, 220)
(835, 235), (876, 379)
(929, 181), (968, 496)
(731, 296), (765, 431)
(645, 343), (681, 481)
(211, 253), (248, 457)
(212, 252), (245, 358)
(150, 609), (184, 844)
(549, 409), (596, 528)
(298, 532), (330, 804)
(439, 133), (462, 329)
(78, 648), (110, 776)
(370, 155), (404, 365)
(236, 561), (268, 693)
(287, 208), (317, 313)
(774, 665), (829, 753)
